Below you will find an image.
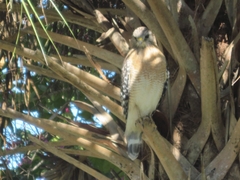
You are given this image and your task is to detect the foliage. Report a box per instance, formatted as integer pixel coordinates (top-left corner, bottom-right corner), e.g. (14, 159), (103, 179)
(0, 0), (240, 180)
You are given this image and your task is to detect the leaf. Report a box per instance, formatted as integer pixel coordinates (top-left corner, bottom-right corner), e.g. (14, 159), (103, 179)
(89, 157), (125, 177)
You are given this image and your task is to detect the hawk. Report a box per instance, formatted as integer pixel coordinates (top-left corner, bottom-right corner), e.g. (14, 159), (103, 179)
(121, 26), (167, 160)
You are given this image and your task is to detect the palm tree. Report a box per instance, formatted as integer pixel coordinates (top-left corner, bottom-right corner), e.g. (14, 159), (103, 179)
(0, 0), (239, 179)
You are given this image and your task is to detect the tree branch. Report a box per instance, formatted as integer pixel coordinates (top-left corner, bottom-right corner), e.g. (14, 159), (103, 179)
(94, 10), (130, 57)
(0, 40), (124, 122)
(160, 67), (187, 122)
(195, 118), (240, 180)
(0, 108), (141, 179)
(197, 0), (223, 36)
(147, 0), (200, 95)
(28, 135), (111, 180)
(137, 117), (187, 180)
(21, 27), (123, 68)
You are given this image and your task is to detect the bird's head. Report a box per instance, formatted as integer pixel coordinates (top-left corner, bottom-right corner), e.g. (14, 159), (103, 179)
(131, 26), (157, 48)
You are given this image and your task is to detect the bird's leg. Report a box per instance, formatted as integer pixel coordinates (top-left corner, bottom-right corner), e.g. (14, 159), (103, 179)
(140, 112), (157, 131)
(138, 115), (153, 129)
(134, 105), (145, 127)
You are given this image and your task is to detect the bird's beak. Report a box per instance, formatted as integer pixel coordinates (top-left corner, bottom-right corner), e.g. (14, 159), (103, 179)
(137, 37), (143, 42)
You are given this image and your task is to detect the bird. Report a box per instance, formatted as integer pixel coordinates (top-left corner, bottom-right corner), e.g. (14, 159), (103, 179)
(121, 26), (167, 160)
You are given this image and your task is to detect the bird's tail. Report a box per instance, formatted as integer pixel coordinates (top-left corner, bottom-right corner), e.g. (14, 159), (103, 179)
(127, 132), (142, 160)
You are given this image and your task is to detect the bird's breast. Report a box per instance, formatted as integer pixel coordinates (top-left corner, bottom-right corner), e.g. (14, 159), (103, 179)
(127, 47), (166, 117)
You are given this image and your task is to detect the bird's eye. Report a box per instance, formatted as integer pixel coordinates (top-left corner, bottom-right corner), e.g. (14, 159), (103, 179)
(145, 34), (149, 39)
